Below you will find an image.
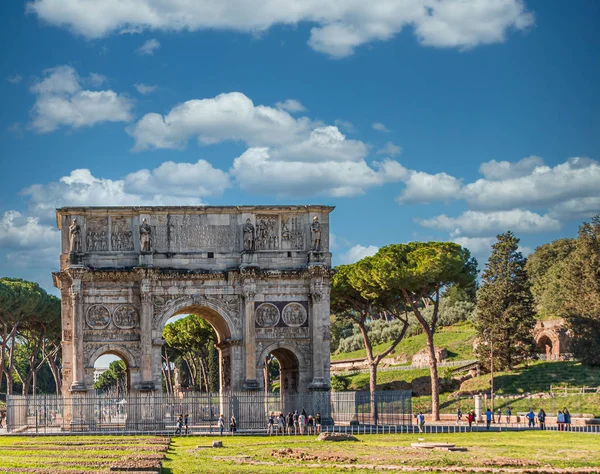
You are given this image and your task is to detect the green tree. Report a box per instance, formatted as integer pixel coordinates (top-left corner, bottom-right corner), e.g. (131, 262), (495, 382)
(525, 238), (576, 318)
(475, 232), (536, 372)
(370, 242), (477, 421)
(0, 278), (58, 394)
(162, 315), (217, 392)
(94, 359), (128, 397)
(559, 216), (600, 366)
(331, 261), (411, 424)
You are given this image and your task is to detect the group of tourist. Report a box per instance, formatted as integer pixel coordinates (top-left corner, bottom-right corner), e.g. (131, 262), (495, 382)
(453, 406), (573, 430)
(267, 409), (322, 435)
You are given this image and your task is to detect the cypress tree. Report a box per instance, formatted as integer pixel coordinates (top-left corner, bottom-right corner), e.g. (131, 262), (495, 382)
(560, 216), (600, 366)
(475, 232), (536, 371)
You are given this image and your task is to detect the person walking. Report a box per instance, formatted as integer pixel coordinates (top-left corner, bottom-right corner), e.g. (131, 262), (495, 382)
(307, 415), (314, 435)
(286, 412), (294, 435)
(557, 410), (565, 431)
(293, 410), (299, 435)
(417, 412), (425, 433)
(467, 411), (474, 431)
(315, 412), (322, 434)
(563, 407), (571, 431)
(184, 414), (190, 435)
(174, 414), (183, 435)
(218, 414), (225, 436)
(277, 413), (285, 434)
(456, 408), (462, 424)
(538, 409), (546, 430)
(298, 411), (306, 435)
(229, 414), (237, 434)
(505, 407), (512, 424)
(485, 408), (493, 430)
(496, 408), (502, 424)
(267, 412), (275, 435)
(526, 410), (536, 428)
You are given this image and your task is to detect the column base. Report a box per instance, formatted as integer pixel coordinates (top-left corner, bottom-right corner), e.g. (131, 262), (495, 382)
(242, 379), (261, 391)
(308, 378), (330, 391)
(69, 381), (87, 392)
(137, 381), (156, 391)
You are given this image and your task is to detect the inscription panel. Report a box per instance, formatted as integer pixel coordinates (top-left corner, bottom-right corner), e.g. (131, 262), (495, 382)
(256, 326), (309, 339)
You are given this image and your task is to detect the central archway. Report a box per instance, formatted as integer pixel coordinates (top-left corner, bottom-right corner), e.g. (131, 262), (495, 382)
(155, 299), (240, 394)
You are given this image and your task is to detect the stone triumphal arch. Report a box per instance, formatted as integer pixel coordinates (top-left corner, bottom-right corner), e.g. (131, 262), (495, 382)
(52, 206), (333, 399)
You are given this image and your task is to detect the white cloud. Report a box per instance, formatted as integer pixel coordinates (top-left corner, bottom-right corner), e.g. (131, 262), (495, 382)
(0, 211), (59, 249)
(397, 170), (462, 204)
(376, 141), (402, 156)
(30, 65), (133, 133)
(125, 159), (231, 198)
(339, 244), (379, 264)
(136, 38), (160, 55)
(88, 72), (107, 87)
(452, 236), (495, 256)
(479, 155), (544, 181)
(275, 99), (306, 113)
(463, 157), (600, 211)
(21, 168), (205, 221)
(128, 92), (312, 151)
(7, 74), (23, 84)
(231, 147), (391, 197)
(134, 83), (159, 95)
(418, 209), (561, 237)
(372, 122), (390, 132)
(27, 0), (534, 58)
(334, 119), (355, 133)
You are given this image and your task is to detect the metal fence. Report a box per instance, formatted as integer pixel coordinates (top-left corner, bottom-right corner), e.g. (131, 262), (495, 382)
(5, 390), (412, 434)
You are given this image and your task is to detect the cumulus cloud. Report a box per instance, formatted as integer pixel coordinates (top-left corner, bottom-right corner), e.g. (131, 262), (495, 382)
(376, 141), (402, 156)
(275, 99), (306, 113)
(478, 155), (544, 181)
(128, 92), (312, 150)
(372, 122), (390, 132)
(463, 157), (600, 211)
(397, 170), (462, 204)
(29, 65), (133, 133)
(136, 38), (160, 55)
(134, 83), (158, 95)
(125, 159), (231, 197)
(21, 167), (208, 221)
(418, 209), (561, 237)
(27, 0), (534, 58)
(339, 244), (379, 264)
(0, 211), (59, 249)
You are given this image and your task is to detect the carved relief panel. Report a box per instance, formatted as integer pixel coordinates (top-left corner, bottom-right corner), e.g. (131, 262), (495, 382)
(281, 215), (304, 250)
(113, 304), (138, 329)
(85, 217), (109, 251)
(86, 304), (111, 329)
(255, 301), (309, 339)
(110, 217), (134, 251)
(255, 215), (279, 250)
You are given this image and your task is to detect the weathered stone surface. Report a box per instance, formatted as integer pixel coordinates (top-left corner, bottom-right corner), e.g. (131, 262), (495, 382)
(212, 440), (223, 448)
(53, 206), (335, 427)
(317, 432), (359, 442)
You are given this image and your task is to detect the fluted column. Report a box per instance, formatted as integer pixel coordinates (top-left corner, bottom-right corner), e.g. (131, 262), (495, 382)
(242, 282), (260, 390)
(70, 276), (86, 392)
(139, 279), (155, 390)
(308, 266), (330, 390)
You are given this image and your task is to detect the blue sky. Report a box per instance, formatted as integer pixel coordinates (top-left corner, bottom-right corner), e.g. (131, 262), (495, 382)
(1, 0), (600, 297)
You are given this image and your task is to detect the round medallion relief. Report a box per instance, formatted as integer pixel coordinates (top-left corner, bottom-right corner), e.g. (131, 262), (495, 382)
(255, 303), (280, 328)
(113, 304), (138, 329)
(86, 304), (110, 329)
(282, 302), (307, 327)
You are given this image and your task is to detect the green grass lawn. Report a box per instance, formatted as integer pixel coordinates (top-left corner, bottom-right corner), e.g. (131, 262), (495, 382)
(331, 322), (476, 362)
(459, 361), (600, 394)
(0, 435), (169, 472)
(341, 367), (431, 391)
(162, 431), (600, 473)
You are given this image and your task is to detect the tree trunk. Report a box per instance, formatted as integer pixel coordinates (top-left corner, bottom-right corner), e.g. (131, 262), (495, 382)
(426, 333), (440, 421)
(369, 363), (379, 426)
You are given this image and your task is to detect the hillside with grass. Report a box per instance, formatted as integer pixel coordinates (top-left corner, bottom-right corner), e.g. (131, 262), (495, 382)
(331, 321), (476, 363)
